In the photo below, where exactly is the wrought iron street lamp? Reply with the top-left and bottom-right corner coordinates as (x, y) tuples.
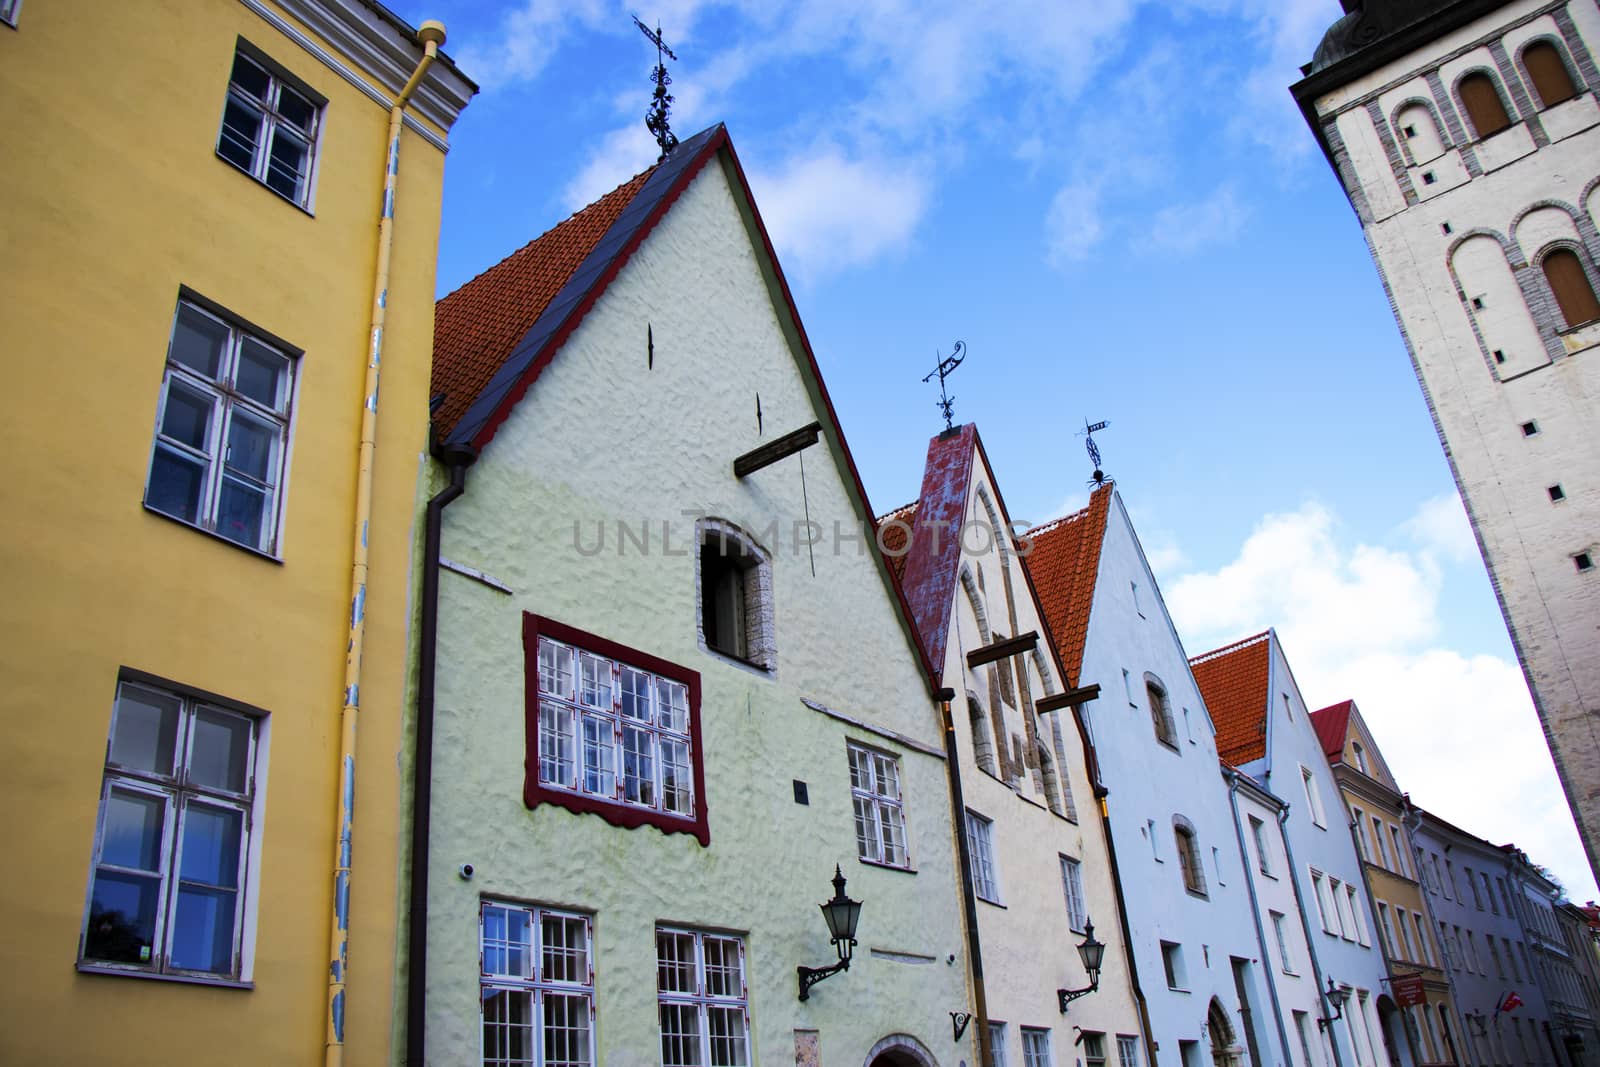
(1317, 977), (1350, 1032)
(1057, 919), (1106, 1012)
(797, 865), (862, 1001)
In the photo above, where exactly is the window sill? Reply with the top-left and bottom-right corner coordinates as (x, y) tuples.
(1184, 888), (1209, 901)
(144, 504), (283, 563)
(1167, 985), (1191, 995)
(700, 644), (775, 677)
(78, 962), (253, 990)
(977, 896), (1006, 909)
(1259, 870), (1278, 881)
(858, 857), (917, 876)
(216, 152), (316, 217)
(1157, 740), (1182, 755)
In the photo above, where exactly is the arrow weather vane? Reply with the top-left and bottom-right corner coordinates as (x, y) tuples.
(633, 15), (679, 160)
(921, 341), (966, 432)
(1079, 418), (1110, 488)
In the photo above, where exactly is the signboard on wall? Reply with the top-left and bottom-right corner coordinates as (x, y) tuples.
(1392, 972), (1426, 1006)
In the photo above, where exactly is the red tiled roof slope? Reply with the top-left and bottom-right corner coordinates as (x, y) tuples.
(1310, 700), (1354, 762)
(431, 170), (653, 438)
(1190, 631), (1272, 766)
(876, 502), (918, 585)
(1022, 485), (1113, 689)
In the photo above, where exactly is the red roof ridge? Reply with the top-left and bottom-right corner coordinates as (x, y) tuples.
(1190, 629), (1272, 666)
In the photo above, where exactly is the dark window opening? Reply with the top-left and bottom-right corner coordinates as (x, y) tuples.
(1521, 421), (1540, 436)
(1422, 171), (1437, 185)
(1404, 124), (1417, 137)
(1459, 72), (1512, 139)
(1494, 350), (1507, 364)
(1542, 249), (1600, 329)
(1472, 296), (1486, 310)
(1576, 553), (1593, 572)
(1549, 485), (1566, 502)
(1523, 41), (1578, 109)
(701, 540), (749, 660)
(1442, 222), (1453, 235)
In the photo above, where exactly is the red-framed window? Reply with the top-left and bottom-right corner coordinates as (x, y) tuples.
(522, 613), (709, 846)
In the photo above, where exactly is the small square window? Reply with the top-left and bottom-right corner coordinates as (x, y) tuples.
(1161, 941), (1187, 989)
(1473, 296), (1486, 310)
(1576, 552), (1594, 572)
(81, 678), (264, 980)
(1548, 485), (1566, 502)
(1403, 124), (1418, 137)
(792, 779), (809, 805)
(217, 48), (324, 208)
(848, 742), (910, 869)
(1521, 421), (1540, 436)
(1493, 349), (1507, 363)
(1422, 171), (1437, 185)
(145, 299), (295, 554)
(1442, 222), (1453, 235)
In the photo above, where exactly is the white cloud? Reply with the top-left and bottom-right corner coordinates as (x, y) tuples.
(1168, 498), (1598, 900)
(1045, 182), (1105, 264)
(1147, 185), (1246, 254)
(561, 125), (660, 213)
(451, 0), (607, 88)
(745, 150), (929, 280)
(1402, 491), (1480, 565)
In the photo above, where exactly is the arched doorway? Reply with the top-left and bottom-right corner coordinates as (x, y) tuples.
(1376, 995), (1414, 1067)
(865, 1033), (938, 1067)
(1208, 998), (1244, 1067)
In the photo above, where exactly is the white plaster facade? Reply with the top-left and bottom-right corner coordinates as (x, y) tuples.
(1064, 492), (1280, 1067)
(1293, 0), (1600, 877)
(924, 436), (1145, 1065)
(417, 155), (972, 1065)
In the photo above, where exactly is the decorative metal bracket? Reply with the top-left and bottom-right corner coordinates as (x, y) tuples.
(1058, 977), (1099, 1014)
(797, 959), (849, 1002)
(951, 1011), (973, 1041)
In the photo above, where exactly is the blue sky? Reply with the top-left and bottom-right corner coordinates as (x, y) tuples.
(400, 0), (1596, 898)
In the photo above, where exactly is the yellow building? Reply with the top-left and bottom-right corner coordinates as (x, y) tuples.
(1314, 700), (1463, 1067)
(0, 2), (472, 1062)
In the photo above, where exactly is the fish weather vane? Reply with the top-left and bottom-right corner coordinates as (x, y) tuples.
(633, 15), (679, 159)
(921, 341), (967, 432)
(1079, 418), (1110, 488)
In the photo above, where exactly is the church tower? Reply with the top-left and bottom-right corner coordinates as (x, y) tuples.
(1292, 1), (1600, 874)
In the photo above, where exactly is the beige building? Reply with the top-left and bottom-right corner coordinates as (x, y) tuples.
(1314, 701), (1463, 1065)
(1291, 0), (1600, 878)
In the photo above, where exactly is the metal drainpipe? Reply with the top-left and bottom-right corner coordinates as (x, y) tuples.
(324, 23), (444, 1067)
(406, 451), (473, 1066)
(938, 688), (993, 1067)
(1226, 770), (1295, 1067)
(1279, 804), (1347, 1067)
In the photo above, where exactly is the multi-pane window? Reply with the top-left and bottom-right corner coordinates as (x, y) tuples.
(966, 810), (1000, 903)
(217, 49), (321, 206)
(81, 679), (260, 979)
(1021, 1027), (1053, 1067)
(1117, 1035), (1141, 1067)
(1060, 855), (1088, 933)
(1081, 1031), (1107, 1067)
(1347, 884), (1369, 946)
(480, 902), (593, 1067)
(145, 300), (295, 554)
(657, 928), (750, 1067)
(848, 743), (909, 868)
(537, 637), (694, 819)
(1313, 871), (1337, 933)
(990, 1023), (1010, 1067)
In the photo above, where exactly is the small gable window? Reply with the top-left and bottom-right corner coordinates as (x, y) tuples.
(1458, 71), (1512, 139)
(698, 520), (774, 671)
(1522, 41), (1578, 108)
(1147, 677), (1179, 749)
(1173, 817), (1207, 897)
(1541, 248), (1600, 329)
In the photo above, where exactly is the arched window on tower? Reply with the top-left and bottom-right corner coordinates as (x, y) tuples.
(1522, 41), (1578, 108)
(1542, 248), (1600, 329)
(1458, 71), (1512, 139)
(1395, 101), (1447, 163)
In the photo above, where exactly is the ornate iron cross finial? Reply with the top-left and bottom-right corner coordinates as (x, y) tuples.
(921, 341), (966, 432)
(633, 15), (679, 160)
(1079, 418), (1110, 488)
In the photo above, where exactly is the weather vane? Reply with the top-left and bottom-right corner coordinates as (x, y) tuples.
(921, 341), (966, 432)
(1079, 418), (1110, 488)
(633, 15), (678, 160)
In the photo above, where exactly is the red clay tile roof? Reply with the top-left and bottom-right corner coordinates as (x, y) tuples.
(876, 501), (918, 585)
(432, 169), (653, 440)
(1022, 485), (1113, 689)
(1190, 631), (1272, 767)
(1310, 700), (1354, 762)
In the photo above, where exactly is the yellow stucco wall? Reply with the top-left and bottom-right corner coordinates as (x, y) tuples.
(0, 1), (451, 1061)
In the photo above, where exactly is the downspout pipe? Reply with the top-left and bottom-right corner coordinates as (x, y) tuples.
(1281, 803), (1347, 1067)
(937, 688), (993, 1067)
(325, 22), (445, 1067)
(1226, 769), (1295, 1067)
(406, 448), (473, 1067)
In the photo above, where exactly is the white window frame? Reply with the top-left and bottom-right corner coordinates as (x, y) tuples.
(1332, 877), (1354, 940)
(848, 742), (910, 869)
(79, 677), (263, 983)
(1022, 1027), (1054, 1067)
(216, 47), (323, 208)
(1061, 855), (1088, 933)
(1249, 815), (1272, 875)
(536, 637), (695, 819)
(1161, 941), (1187, 990)
(990, 1022), (1010, 1067)
(480, 901), (595, 1067)
(1312, 869), (1337, 934)
(1082, 1032), (1107, 1067)
(966, 810), (1001, 904)
(656, 926), (750, 1067)
(144, 298), (297, 555)
(1117, 1035), (1141, 1067)
(0, 0), (20, 27)
(1301, 765), (1327, 828)
(1347, 884), (1370, 946)
(1272, 910), (1296, 973)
